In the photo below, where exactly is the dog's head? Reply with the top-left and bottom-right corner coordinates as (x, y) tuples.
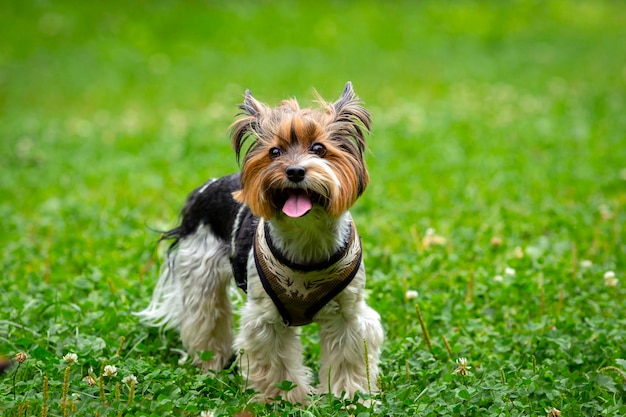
(231, 82), (371, 220)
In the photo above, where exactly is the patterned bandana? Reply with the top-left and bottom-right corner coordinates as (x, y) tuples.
(253, 219), (362, 326)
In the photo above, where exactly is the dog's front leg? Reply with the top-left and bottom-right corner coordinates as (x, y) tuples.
(235, 297), (312, 403)
(316, 280), (383, 399)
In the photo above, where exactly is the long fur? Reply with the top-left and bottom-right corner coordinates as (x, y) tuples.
(231, 82), (370, 219)
(137, 82), (383, 403)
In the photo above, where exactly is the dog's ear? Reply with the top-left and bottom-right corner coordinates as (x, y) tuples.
(231, 90), (267, 164)
(333, 82), (358, 113)
(328, 82), (371, 154)
(241, 89), (265, 118)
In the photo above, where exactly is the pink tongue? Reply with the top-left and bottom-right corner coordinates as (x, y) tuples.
(282, 191), (312, 218)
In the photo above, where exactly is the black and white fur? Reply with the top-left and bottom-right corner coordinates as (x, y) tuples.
(137, 83), (383, 403)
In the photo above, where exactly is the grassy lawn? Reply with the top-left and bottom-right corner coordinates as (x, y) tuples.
(1, 0), (625, 415)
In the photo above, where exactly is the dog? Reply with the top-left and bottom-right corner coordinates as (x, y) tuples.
(137, 82), (383, 403)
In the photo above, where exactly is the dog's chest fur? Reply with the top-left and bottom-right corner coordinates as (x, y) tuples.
(172, 173), (361, 326)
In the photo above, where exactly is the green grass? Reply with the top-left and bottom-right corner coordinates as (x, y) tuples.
(1, 0), (626, 415)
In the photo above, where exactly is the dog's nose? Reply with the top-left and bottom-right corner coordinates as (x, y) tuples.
(286, 165), (306, 183)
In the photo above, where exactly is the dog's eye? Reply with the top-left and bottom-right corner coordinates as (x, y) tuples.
(268, 147), (283, 159)
(309, 143), (327, 157)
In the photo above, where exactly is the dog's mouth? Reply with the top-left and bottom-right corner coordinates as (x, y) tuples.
(274, 189), (325, 218)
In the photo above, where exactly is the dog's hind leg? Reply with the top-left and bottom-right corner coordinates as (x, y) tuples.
(138, 224), (234, 372)
(176, 225), (234, 371)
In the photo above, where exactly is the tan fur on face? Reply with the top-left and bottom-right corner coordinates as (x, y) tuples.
(231, 82), (370, 220)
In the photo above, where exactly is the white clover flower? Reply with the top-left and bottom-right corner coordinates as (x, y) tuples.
(103, 365), (118, 377)
(199, 411), (215, 417)
(504, 267), (516, 277)
(405, 290), (419, 300)
(599, 204), (613, 220)
(83, 375), (96, 386)
(580, 260), (593, 268)
(123, 374), (138, 385)
(604, 270), (618, 287)
(63, 353), (78, 364)
(546, 407), (561, 417)
(453, 357), (471, 376)
(456, 357), (469, 366)
(513, 246), (524, 259)
(423, 228), (447, 247)
(493, 275), (503, 282)
(15, 352), (28, 364)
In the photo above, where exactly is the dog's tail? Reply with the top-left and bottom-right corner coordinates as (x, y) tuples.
(135, 221), (232, 330)
(134, 249), (183, 329)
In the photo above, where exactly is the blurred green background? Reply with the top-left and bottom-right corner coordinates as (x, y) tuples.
(1, 1), (626, 414)
(2, 0), (624, 263)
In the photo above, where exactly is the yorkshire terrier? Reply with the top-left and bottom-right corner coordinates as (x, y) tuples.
(137, 82), (383, 403)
